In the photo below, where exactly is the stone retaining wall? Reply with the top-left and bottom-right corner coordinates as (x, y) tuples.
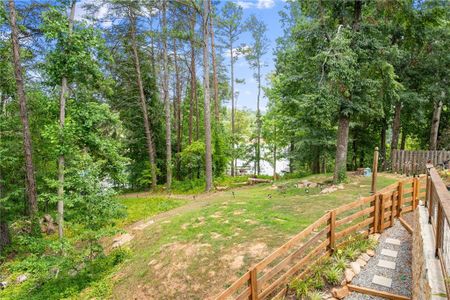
(412, 209), (431, 299)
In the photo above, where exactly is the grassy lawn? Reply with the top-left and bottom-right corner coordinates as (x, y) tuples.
(117, 196), (187, 227)
(110, 173), (398, 299)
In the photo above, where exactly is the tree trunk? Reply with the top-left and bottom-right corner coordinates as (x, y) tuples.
(380, 119), (387, 171)
(9, 0), (38, 216)
(162, 0), (172, 189)
(230, 42), (235, 176)
(129, 9), (157, 189)
(273, 125), (277, 180)
(202, 0), (213, 191)
(289, 140), (294, 173)
(333, 115), (350, 183)
(189, 12), (196, 145)
(256, 61), (261, 175)
(400, 129), (406, 150)
(173, 38), (182, 179)
(57, 0), (76, 240)
(430, 100), (443, 150)
(209, 0), (219, 123)
(391, 101), (401, 153)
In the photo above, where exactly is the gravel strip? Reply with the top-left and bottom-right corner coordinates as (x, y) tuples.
(346, 220), (412, 299)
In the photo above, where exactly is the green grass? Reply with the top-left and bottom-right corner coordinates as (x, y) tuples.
(111, 173), (397, 299)
(1, 173), (397, 300)
(117, 196), (187, 227)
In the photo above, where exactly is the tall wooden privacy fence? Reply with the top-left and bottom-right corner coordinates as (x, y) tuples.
(216, 176), (427, 300)
(426, 164), (450, 293)
(391, 150), (450, 175)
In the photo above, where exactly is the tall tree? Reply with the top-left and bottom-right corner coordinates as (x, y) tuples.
(188, 7), (197, 145)
(8, 0), (38, 216)
(245, 14), (269, 176)
(203, 0), (213, 191)
(56, 0), (76, 240)
(128, 6), (157, 189)
(217, 1), (244, 176)
(162, 0), (172, 188)
(209, 0), (219, 122)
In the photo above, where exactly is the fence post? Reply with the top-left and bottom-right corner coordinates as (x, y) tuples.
(380, 194), (386, 233)
(415, 177), (420, 209)
(374, 195), (380, 233)
(397, 181), (404, 218)
(390, 193), (395, 227)
(371, 147), (379, 194)
(250, 267), (258, 300)
(329, 210), (336, 252)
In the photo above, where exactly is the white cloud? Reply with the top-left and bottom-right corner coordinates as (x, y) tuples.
(257, 0), (275, 9)
(235, 0), (275, 9)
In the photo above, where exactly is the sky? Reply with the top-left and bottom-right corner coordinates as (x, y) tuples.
(75, 0), (287, 112)
(221, 0), (286, 112)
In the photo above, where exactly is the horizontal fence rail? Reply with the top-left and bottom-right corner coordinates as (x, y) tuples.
(391, 150), (450, 175)
(425, 164), (450, 295)
(216, 176), (427, 300)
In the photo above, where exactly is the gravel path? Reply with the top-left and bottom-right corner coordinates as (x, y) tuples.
(346, 220), (412, 299)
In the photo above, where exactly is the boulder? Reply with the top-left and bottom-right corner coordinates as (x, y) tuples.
(360, 253), (371, 262)
(16, 274), (27, 284)
(309, 182), (318, 188)
(366, 249), (375, 257)
(356, 258), (367, 267)
(46, 222), (56, 234)
(336, 184), (344, 190)
(344, 268), (355, 282)
(331, 286), (349, 299)
(350, 262), (360, 274)
(43, 214), (53, 223)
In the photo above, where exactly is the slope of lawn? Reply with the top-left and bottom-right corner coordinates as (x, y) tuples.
(110, 173), (398, 300)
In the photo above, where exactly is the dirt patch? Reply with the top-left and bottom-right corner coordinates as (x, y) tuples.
(221, 242), (269, 270)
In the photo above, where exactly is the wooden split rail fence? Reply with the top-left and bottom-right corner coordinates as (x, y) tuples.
(425, 164), (450, 294)
(391, 150), (450, 175)
(216, 176), (427, 300)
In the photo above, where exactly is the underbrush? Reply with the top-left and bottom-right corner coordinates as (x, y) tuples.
(0, 218), (131, 300)
(289, 234), (377, 299)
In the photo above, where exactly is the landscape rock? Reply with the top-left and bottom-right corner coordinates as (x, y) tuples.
(0, 281), (7, 289)
(46, 222), (56, 234)
(370, 233), (380, 242)
(309, 182), (318, 188)
(68, 269), (78, 277)
(344, 268), (355, 282)
(215, 186), (228, 191)
(16, 274), (27, 284)
(331, 286), (349, 299)
(336, 184), (344, 190)
(350, 261), (360, 274)
(321, 292), (332, 299)
(356, 258), (367, 267)
(360, 253), (371, 262)
(366, 249), (375, 257)
(43, 214), (53, 223)
(321, 186), (338, 194)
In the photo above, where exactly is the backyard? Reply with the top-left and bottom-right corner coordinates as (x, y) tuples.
(108, 173), (398, 299)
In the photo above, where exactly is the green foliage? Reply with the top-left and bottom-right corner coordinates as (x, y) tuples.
(324, 266), (342, 285)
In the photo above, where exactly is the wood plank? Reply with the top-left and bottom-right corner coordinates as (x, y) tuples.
(335, 217), (374, 240)
(335, 195), (375, 215)
(336, 206), (374, 227)
(259, 240), (329, 299)
(347, 284), (411, 300)
(216, 271), (251, 299)
(259, 228), (328, 286)
(329, 210), (336, 251)
(398, 217), (413, 234)
(254, 212), (330, 272)
(236, 287), (251, 300)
